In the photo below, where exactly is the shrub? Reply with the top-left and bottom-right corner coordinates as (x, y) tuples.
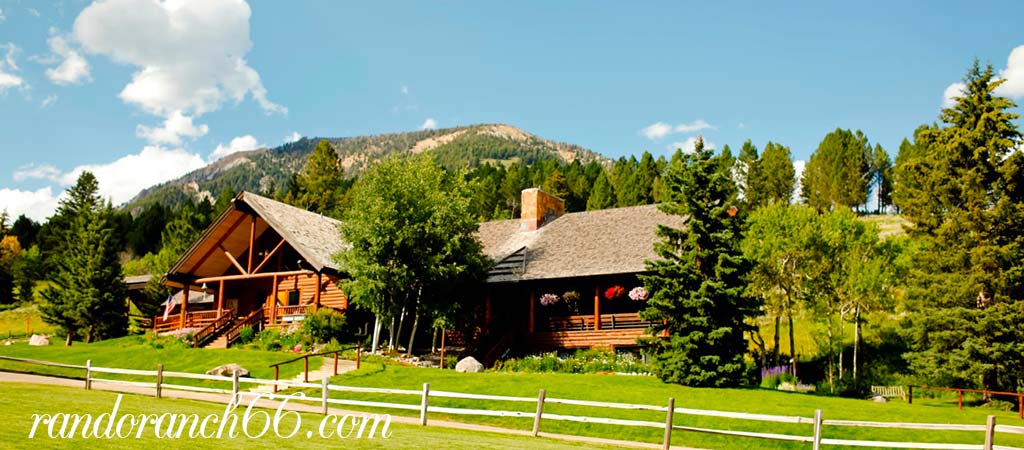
(760, 371), (799, 389)
(495, 349), (649, 374)
(237, 325), (255, 345)
(301, 309), (347, 346)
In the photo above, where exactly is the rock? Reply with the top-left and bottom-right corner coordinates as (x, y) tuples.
(28, 335), (50, 346)
(872, 395), (888, 403)
(455, 356), (484, 373)
(206, 363), (249, 377)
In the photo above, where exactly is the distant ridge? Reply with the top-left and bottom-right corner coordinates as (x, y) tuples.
(124, 124), (610, 212)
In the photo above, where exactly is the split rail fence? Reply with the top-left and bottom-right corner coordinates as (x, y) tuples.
(1, 355), (1022, 450)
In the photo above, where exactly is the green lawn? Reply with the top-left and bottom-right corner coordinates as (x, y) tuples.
(0, 383), (609, 449)
(0, 304), (54, 339)
(314, 363), (1024, 450)
(0, 336), (311, 383)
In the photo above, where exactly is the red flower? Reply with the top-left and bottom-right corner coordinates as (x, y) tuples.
(604, 285), (625, 300)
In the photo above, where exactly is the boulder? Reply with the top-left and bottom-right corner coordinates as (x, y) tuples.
(206, 363), (250, 377)
(872, 395), (888, 403)
(455, 356), (484, 373)
(28, 334), (50, 346)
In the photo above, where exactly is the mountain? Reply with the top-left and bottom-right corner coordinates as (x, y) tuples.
(124, 124), (610, 212)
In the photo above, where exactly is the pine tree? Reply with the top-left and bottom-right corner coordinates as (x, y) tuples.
(870, 144), (893, 213)
(40, 173), (128, 345)
(289, 140), (345, 216)
(542, 169), (570, 200)
(619, 151), (658, 206)
(640, 137), (759, 387)
(586, 171), (617, 211)
(801, 129), (872, 210)
(756, 142), (796, 206)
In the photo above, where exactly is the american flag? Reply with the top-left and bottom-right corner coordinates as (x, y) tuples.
(162, 294), (175, 321)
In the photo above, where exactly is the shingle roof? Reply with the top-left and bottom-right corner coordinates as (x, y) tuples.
(477, 204), (679, 282)
(240, 192), (347, 272)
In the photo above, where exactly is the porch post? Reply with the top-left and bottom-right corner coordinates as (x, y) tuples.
(314, 273), (322, 311)
(271, 274), (279, 325)
(594, 286), (601, 331)
(485, 294), (492, 333)
(179, 284), (190, 329)
(217, 280), (224, 318)
(528, 291), (535, 334)
(247, 215), (256, 273)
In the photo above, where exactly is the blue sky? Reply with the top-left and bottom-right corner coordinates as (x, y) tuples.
(0, 1), (1022, 221)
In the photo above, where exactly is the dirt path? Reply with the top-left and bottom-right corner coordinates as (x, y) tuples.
(0, 371), (699, 450)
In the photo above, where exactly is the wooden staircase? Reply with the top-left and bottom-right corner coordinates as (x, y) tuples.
(204, 332), (231, 349)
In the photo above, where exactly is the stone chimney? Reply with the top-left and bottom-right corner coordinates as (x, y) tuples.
(521, 188), (565, 231)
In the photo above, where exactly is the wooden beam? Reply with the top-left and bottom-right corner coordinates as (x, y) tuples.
(485, 294), (492, 331)
(529, 291), (535, 334)
(251, 238), (286, 275)
(194, 269), (314, 285)
(314, 273), (322, 311)
(271, 274), (279, 326)
(220, 246), (247, 275)
(190, 214), (247, 275)
(179, 284), (190, 329)
(216, 280), (224, 318)
(247, 215), (256, 274)
(594, 287), (601, 331)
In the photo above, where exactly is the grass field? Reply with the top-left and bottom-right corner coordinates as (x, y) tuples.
(0, 383), (610, 449)
(315, 363), (1024, 449)
(0, 336), (309, 382)
(0, 304), (54, 339)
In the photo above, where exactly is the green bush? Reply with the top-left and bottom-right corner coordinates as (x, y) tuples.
(760, 372), (799, 389)
(300, 309), (347, 346)
(248, 328), (303, 352)
(237, 325), (255, 345)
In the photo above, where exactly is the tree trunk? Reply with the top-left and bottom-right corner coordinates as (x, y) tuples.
(772, 315), (781, 366)
(826, 315), (835, 392)
(371, 316), (382, 352)
(65, 330), (73, 346)
(406, 311), (420, 357)
(787, 311), (795, 376)
(388, 316), (396, 353)
(86, 325), (94, 344)
(853, 305), (861, 382)
(431, 327), (438, 353)
(395, 306), (407, 352)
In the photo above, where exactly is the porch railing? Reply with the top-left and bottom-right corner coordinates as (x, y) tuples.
(545, 312), (651, 332)
(192, 309), (235, 348)
(152, 310), (222, 333)
(267, 305), (312, 324)
(223, 308), (264, 348)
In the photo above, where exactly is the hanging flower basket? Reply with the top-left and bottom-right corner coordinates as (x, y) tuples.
(604, 285), (625, 300)
(562, 291), (580, 303)
(629, 286), (649, 302)
(539, 293), (560, 306)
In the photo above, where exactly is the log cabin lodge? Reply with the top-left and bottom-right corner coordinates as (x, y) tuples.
(153, 188), (677, 357)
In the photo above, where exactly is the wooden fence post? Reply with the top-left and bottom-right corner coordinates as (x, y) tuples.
(532, 389), (546, 437)
(958, 390), (963, 410)
(420, 383), (430, 426)
(304, 356), (309, 383)
(984, 415), (996, 450)
(1019, 395), (1023, 420)
(156, 363), (163, 399)
(85, 359), (92, 390)
(321, 376), (329, 415)
(333, 352), (338, 376)
(273, 366), (279, 394)
(663, 397), (674, 450)
(232, 369), (240, 405)
(356, 344), (361, 370)
(812, 409), (822, 450)
(908, 385), (913, 404)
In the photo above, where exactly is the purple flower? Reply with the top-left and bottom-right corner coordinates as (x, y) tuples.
(539, 293), (560, 306)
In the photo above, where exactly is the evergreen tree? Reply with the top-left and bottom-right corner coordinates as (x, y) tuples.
(10, 215), (39, 249)
(755, 142), (796, 206)
(640, 137), (759, 387)
(801, 128), (872, 210)
(40, 173), (128, 345)
(870, 144), (893, 213)
(0, 235), (18, 305)
(541, 169), (570, 200)
(619, 151), (658, 206)
(286, 140), (346, 216)
(586, 171), (617, 211)
(736, 141), (759, 207)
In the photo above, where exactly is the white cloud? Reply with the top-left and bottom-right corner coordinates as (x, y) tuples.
(135, 110), (209, 145)
(283, 131), (302, 143)
(13, 163), (61, 182)
(73, 0), (285, 118)
(60, 146), (206, 205)
(0, 187), (61, 222)
(0, 43), (25, 93)
(641, 119), (714, 140)
(43, 31), (91, 85)
(668, 136), (715, 154)
(209, 134), (262, 161)
(641, 122), (673, 140)
(28, 8), (41, 18)
(40, 94), (58, 108)
(0, 8), (5, 23)
(401, 85), (409, 95)
(942, 82), (965, 108)
(420, 118), (438, 130)
(995, 45), (1024, 98)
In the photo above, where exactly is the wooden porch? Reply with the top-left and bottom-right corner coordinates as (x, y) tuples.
(528, 312), (653, 349)
(153, 304), (322, 334)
